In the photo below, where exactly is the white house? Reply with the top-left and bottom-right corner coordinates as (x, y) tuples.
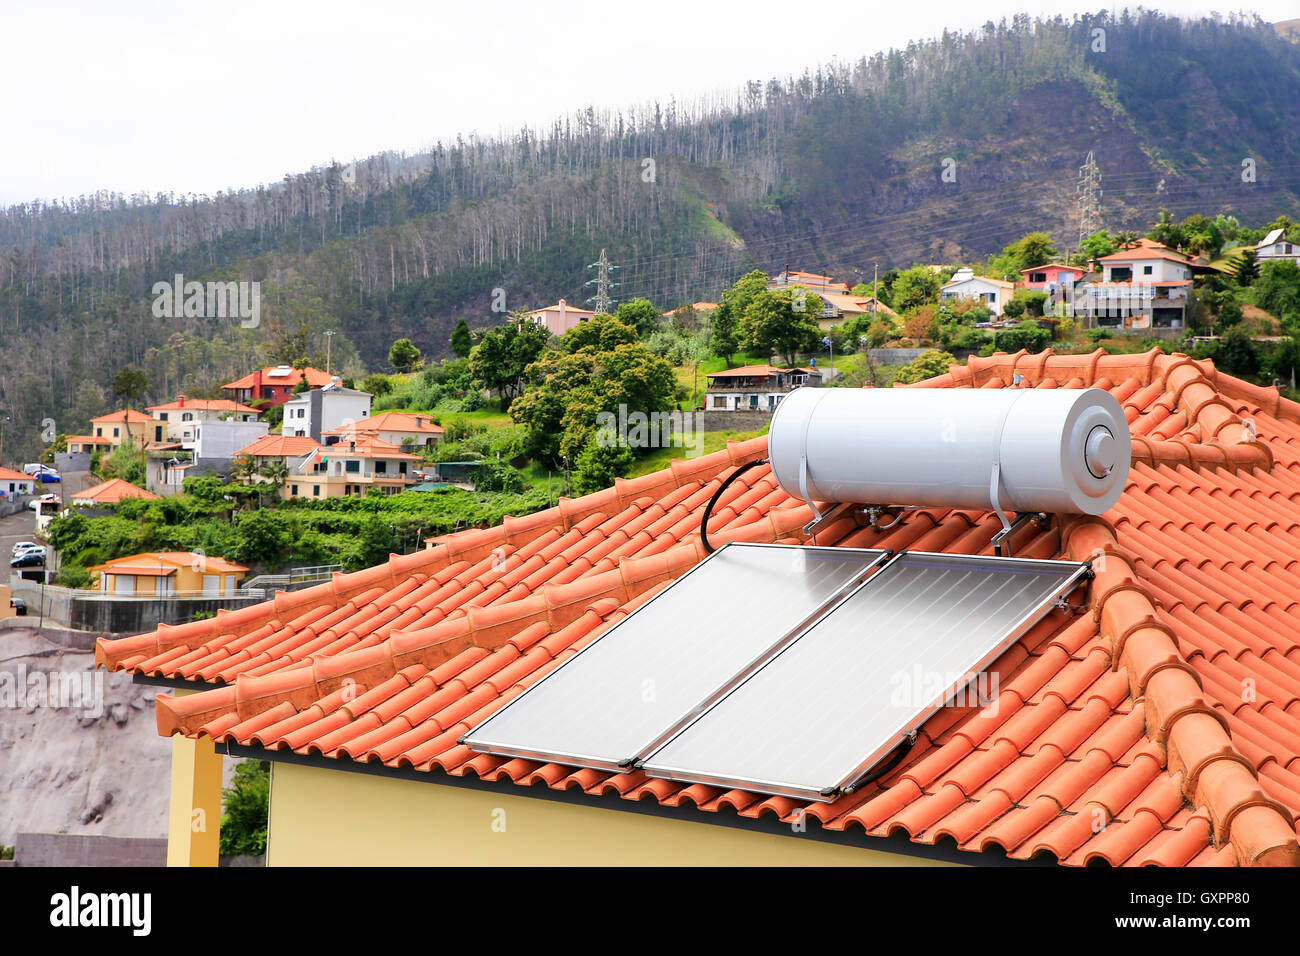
(1256, 228), (1300, 263)
(939, 269), (1015, 316)
(193, 419), (270, 460)
(282, 380), (373, 442)
(1072, 239), (1195, 331)
(321, 411), (444, 449)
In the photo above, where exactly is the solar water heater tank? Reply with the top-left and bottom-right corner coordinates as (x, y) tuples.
(768, 386), (1129, 516)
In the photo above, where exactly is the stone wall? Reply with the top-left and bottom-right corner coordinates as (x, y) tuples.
(700, 410), (775, 433)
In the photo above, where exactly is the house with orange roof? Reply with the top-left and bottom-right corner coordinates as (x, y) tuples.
(94, 347), (1300, 867)
(321, 411), (444, 449)
(70, 478), (160, 507)
(65, 435), (114, 455)
(286, 436), (421, 499)
(234, 433), (419, 499)
(222, 365), (333, 408)
(0, 466), (35, 498)
(146, 394), (260, 446)
(89, 551), (248, 597)
(769, 269), (852, 294)
(96, 347), (1300, 868)
(704, 364), (821, 412)
(1072, 240), (1196, 332)
(526, 299), (598, 337)
(89, 409), (154, 449)
(663, 302), (718, 319)
(96, 348), (1300, 868)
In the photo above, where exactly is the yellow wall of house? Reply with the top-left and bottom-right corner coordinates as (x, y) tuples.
(266, 761), (958, 866)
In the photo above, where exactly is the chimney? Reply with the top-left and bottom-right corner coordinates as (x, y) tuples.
(177, 394), (186, 407)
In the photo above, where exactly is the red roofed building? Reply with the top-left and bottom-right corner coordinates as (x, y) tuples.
(71, 478), (160, 506)
(98, 348), (1300, 867)
(705, 365), (821, 412)
(222, 365), (333, 408)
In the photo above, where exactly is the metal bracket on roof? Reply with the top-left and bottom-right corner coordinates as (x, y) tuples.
(801, 500), (851, 539)
(991, 512), (1048, 559)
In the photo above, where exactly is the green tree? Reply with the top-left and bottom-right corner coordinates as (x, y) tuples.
(710, 270), (769, 364)
(1079, 230), (1117, 263)
(571, 437), (636, 495)
(468, 315), (551, 405)
(614, 298), (660, 337)
(995, 320), (1051, 354)
(219, 760), (269, 857)
(111, 367), (148, 405)
(510, 342), (676, 467)
(1148, 209), (1184, 250)
(1218, 327), (1259, 375)
(360, 374), (392, 397)
(737, 289), (821, 365)
(1256, 260), (1300, 330)
(450, 318), (473, 358)
(561, 313), (639, 353)
(990, 232), (1060, 278)
(890, 266), (943, 312)
(389, 337), (422, 373)
(232, 509), (291, 566)
(1231, 248), (1260, 286)
(894, 350), (957, 385)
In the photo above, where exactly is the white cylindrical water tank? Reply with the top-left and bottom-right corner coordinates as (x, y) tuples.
(768, 386), (1129, 515)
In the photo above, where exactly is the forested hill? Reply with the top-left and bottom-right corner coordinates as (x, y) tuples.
(1, 10), (1299, 460)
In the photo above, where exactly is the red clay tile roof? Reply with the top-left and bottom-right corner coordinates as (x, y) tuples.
(223, 366), (332, 391)
(146, 397), (260, 415)
(90, 408), (153, 423)
(237, 435), (324, 458)
(707, 365), (818, 379)
(323, 412), (445, 437)
(98, 347), (1300, 866)
(73, 478), (160, 504)
(0, 466), (33, 482)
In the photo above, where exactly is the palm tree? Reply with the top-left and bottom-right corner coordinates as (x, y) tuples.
(261, 458), (289, 498)
(231, 453), (258, 485)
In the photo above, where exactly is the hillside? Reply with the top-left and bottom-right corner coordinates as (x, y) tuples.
(0, 10), (1298, 461)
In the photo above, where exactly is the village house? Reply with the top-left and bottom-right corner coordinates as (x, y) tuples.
(321, 411), (444, 450)
(96, 349), (1300, 868)
(526, 299), (598, 337)
(704, 364), (821, 412)
(146, 395), (260, 446)
(282, 379), (373, 442)
(285, 436), (421, 498)
(940, 268), (1015, 316)
(222, 365), (334, 408)
(1018, 262), (1087, 293)
(89, 551), (248, 597)
(87, 409), (153, 449)
(1071, 239), (1195, 332)
(70, 478), (160, 507)
(0, 466), (35, 499)
(1255, 228), (1300, 264)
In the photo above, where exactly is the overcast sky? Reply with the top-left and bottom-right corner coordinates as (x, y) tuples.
(1, 0), (1294, 206)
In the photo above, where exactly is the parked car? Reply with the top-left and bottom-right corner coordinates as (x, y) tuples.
(11, 541), (39, 555)
(13, 545), (46, 559)
(10, 552), (45, 568)
(9, 598), (26, 616)
(26, 493), (58, 511)
(35, 470), (60, 483)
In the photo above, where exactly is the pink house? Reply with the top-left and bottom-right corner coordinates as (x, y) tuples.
(526, 298), (598, 337)
(1018, 263), (1086, 291)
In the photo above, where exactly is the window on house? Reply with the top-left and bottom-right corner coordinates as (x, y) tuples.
(291, 484), (298, 496)
(1030, 272), (1046, 283)
(113, 428), (119, 437)
(399, 462), (407, 474)
(155, 426), (163, 441)
(1143, 265), (1153, 275)
(313, 485), (320, 496)
(96, 427), (102, 437)
(182, 412), (193, 421)
(159, 412), (168, 421)
(374, 460), (387, 474)
(1111, 267), (1132, 282)
(345, 460), (360, 473)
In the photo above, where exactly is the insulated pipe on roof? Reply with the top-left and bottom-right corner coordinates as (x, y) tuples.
(768, 386), (1129, 516)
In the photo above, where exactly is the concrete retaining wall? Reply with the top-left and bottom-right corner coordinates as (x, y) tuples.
(10, 580), (266, 634)
(12, 832), (166, 867)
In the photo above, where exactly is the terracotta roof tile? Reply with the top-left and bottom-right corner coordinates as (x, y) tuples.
(102, 349), (1300, 865)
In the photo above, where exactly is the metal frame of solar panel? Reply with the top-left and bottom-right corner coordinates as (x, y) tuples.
(639, 552), (1089, 802)
(460, 542), (890, 772)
